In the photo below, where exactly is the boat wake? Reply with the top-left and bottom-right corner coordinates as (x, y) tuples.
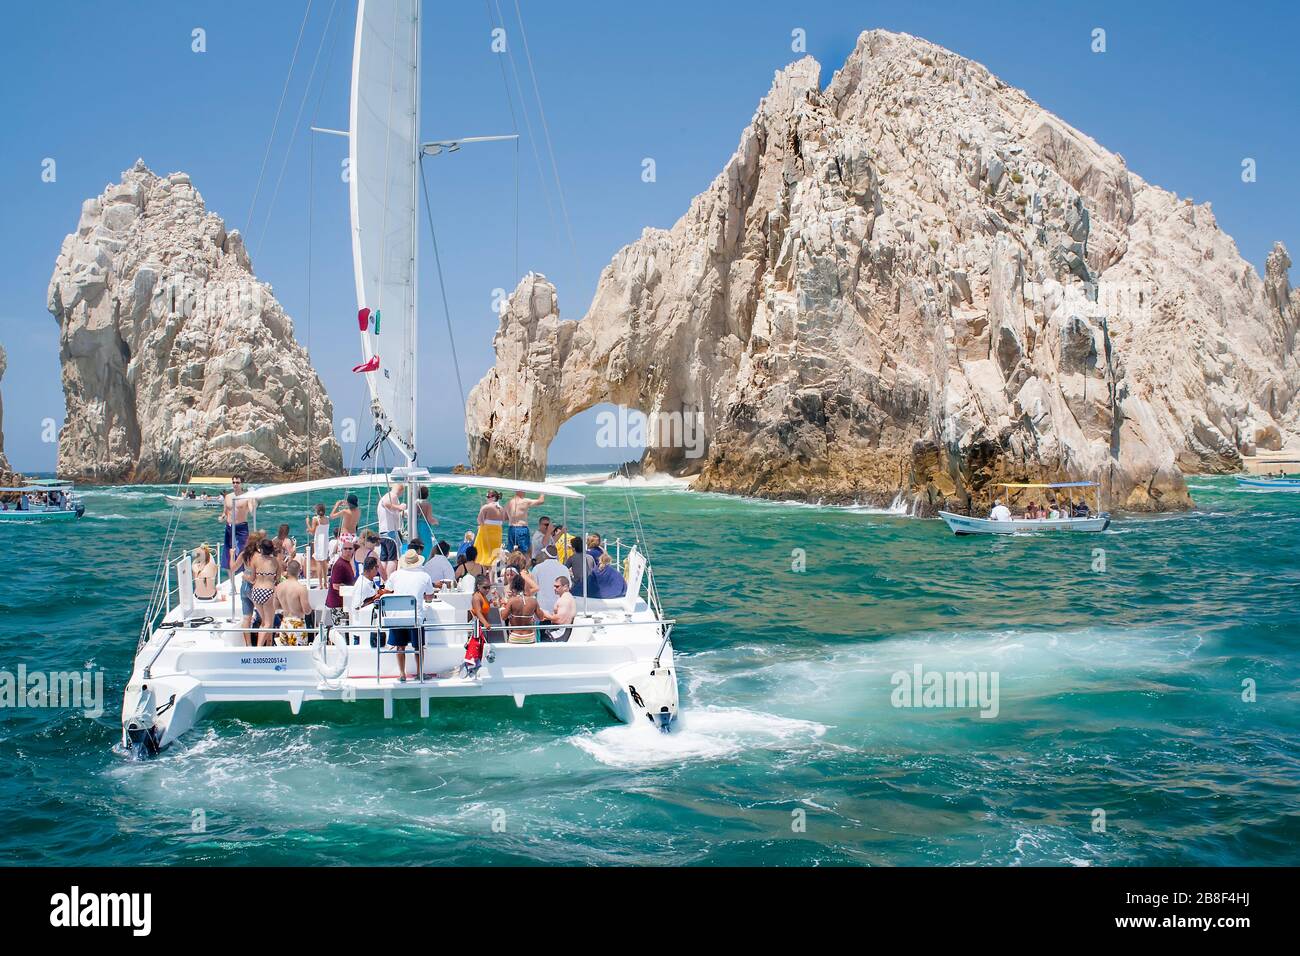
(569, 706), (826, 769)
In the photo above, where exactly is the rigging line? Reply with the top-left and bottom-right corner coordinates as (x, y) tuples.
(512, 0), (582, 271)
(418, 158), (468, 416)
(307, 119), (315, 482)
(245, 0), (315, 236)
(482, 0), (521, 279)
(492, 0), (560, 245)
(254, 0), (341, 258)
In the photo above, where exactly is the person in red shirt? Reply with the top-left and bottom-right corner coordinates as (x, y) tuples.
(325, 540), (357, 625)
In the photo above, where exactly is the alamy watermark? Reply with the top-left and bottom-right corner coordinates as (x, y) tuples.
(890, 663), (1000, 718)
(1, 665), (105, 718)
(594, 407), (705, 459)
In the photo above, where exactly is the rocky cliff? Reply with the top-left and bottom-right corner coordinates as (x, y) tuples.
(0, 344), (16, 484)
(466, 30), (1299, 512)
(48, 161), (342, 483)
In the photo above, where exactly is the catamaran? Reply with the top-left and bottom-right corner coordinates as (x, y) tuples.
(0, 479), (84, 521)
(162, 476), (231, 509)
(938, 481), (1111, 535)
(120, 0), (679, 756)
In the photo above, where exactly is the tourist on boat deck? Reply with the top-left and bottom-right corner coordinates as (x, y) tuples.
(587, 552), (627, 599)
(276, 559), (313, 639)
(230, 531), (265, 645)
(989, 499), (1012, 522)
(456, 531), (475, 561)
(324, 539), (357, 625)
(1073, 499), (1091, 517)
(330, 494), (361, 543)
(531, 516), (555, 561)
(1047, 503), (1062, 520)
(219, 475), (256, 570)
(377, 483), (406, 571)
(531, 547), (567, 614)
(415, 486), (439, 547)
(586, 533), (605, 562)
(474, 490), (506, 562)
(1024, 502), (1040, 520)
(192, 544), (218, 601)
(506, 550), (539, 597)
(384, 550), (435, 681)
(564, 535), (593, 597)
(248, 539), (281, 647)
(272, 523), (296, 568)
(455, 545), (485, 591)
(470, 575), (495, 637)
(353, 530), (384, 583)
(537, 575), (575, 642)
(348, 555), (385, 613)
(504, 488), (545, 555)
(307, 503), (329, 586)
(424, 539), (455, 588)
(504, 573), (541, 644)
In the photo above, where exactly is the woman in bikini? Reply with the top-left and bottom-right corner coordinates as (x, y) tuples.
(192, 544), (218, 601)
(455, 545), (486, 592)
(503, 574), (539, 644)
(272, 523), (297, 570)
(249, 538), (281, 647)
(470, 576), (497, 641)
(230, 532), (267, 646)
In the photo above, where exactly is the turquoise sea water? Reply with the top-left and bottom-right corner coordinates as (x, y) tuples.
(0, 470), (1297, 866)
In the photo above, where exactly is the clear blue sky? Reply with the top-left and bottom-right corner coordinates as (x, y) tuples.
(1, 0), (1296, 473)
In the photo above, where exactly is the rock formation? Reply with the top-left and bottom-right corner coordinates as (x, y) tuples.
(48, 161), (343, 483)
(466, 30), (1299, 512)
(0, 344), (18, 484)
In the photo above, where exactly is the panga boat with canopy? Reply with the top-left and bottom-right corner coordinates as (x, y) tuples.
(120, 0), (679, 755)
(0, 479), (84, 521)
(1235, 475), (1300, 491)
(939, 481), (1111, 535)
(163, 476), (231, 509)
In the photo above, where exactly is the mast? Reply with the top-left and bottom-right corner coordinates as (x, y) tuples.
(406, 0), (421, 539)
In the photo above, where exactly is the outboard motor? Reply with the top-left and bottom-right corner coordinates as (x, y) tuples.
(123, 684), (160, 758)
(122, 684), (173, 759)
(628, 666), (679, 734)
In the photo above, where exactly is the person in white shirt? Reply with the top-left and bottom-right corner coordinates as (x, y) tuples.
(348, 556), (384, 614)
(383, 550), (435, 680)
(989, 499), (1012, 522)
(530, 516), (554, 561)
(423, 540), (456, 588)
(531, 550), (567, 614)
(377, 485), (406, 576)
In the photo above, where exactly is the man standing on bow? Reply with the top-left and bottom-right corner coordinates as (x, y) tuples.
(219, 475), (257, 570)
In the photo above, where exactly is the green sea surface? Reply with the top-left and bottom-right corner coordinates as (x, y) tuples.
(0, 470), (1296, 865)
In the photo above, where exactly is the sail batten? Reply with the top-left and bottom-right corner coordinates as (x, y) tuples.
(349, 0), (420, 462)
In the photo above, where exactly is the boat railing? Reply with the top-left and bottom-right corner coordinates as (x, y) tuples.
(140, 615), (676, 681)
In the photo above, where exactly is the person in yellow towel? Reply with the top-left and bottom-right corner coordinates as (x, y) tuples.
(473, 490), (506, 563)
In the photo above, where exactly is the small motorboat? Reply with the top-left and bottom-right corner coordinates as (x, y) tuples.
(0, 479), (85, 521)
(939, 481), (1110, 535)
(164, 476), (230, 508)
(1235, 475), (1300, 492)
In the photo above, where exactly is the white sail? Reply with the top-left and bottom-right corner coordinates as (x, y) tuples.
(349, 0), (421, 462)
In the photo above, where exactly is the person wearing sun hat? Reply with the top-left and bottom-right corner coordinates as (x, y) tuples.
(383, 549), (436, 681)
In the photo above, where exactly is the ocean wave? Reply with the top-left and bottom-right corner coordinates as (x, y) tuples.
(569, 706), (827, 769)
